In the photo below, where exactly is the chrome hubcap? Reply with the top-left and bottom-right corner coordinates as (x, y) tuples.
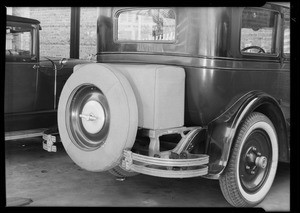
(79, 100), (106, 134)
(66, 84), (110, 151)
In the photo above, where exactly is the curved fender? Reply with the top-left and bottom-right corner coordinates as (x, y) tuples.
(204, 90), (288, 179)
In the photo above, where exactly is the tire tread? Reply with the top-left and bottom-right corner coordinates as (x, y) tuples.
(108, 165), (139, 178)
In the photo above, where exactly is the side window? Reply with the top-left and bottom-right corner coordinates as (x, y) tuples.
(6, 22), (36, 62)
(283, 12), (290, 56)
(240, 8), (279, 55)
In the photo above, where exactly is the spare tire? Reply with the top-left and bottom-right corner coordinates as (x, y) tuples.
(57, 63), (138, 172)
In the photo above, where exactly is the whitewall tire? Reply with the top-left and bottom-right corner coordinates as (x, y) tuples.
(219, 112), (278, 207)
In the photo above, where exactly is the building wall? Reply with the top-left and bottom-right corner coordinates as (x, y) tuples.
(8, 7), (97, 59)
(80, 7), (98, 59)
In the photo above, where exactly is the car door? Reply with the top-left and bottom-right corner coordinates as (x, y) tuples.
(5, 21), (39, 114)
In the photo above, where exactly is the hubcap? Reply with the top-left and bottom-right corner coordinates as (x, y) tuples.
(80, 100), (106, 134)
(66, 84), (110, 151)
(239, 129), (272, 193)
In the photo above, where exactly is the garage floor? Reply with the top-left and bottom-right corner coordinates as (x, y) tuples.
(5, 137), (290, 210)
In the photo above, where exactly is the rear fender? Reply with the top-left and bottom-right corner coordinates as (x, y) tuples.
(205, 90), (289, 179)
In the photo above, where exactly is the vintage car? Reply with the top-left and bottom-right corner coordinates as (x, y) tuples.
(5, 15), (88, 138)
(56, 3), (290, 207)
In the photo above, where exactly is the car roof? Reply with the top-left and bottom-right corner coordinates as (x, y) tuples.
(268, 2), (290, 8)
(6, 15), (40, 25)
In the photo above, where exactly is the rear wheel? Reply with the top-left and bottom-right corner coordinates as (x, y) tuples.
(219, 112), (278, 207)
(58, 64), (138, 172)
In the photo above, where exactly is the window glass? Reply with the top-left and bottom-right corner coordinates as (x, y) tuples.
(240, 8), (278, 55)
(117, 8), (176, 42)
(6, 22), (35, 61)
(283, 12), (290, 55)
(79, 7), (98, 59)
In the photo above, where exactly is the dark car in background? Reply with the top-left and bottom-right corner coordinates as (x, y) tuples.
(5, 15), (89, 138)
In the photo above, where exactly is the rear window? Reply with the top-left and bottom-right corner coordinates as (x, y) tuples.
(6, 22), (36, 62)
(116, 8), (176, 42)
(240, 8), (279, 55)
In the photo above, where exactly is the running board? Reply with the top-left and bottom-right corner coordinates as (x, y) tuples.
(5, 128), (47, 141)
(121, 150), (209, 178)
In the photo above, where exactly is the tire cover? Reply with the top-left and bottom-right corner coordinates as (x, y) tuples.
(58, 63), (138, 172)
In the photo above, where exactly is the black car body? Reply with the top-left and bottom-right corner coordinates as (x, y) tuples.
(96, 4), (290, 173)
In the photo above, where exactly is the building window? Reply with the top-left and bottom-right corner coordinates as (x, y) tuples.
(240, 8), (278, 55)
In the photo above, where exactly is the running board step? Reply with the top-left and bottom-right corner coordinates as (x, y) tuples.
(121, 150), (209, 178)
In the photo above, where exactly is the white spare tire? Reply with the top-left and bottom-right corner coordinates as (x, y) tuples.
(57, 63), (138, 172)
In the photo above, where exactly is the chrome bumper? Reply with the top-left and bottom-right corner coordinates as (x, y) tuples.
(121, 150), (209, 178)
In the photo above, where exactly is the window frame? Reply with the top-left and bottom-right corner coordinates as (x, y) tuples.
(113, 7), (177, 44)
(239, 7), (280, 59)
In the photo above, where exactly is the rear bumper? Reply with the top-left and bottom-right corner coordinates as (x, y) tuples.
(121, 150), (209, 178)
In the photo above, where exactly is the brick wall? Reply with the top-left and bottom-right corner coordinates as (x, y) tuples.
(79, 7), (98, 59)
(10, 7), (98, 59)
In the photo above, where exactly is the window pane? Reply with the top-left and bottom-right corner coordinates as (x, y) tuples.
(283, 12), (290, 55)
(6, 22), (35, 61)
(117, 9), (176, 42)
(240, 8), (278, 54)
(79, 7), (98, 59)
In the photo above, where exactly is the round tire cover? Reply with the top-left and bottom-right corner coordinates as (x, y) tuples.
(57, 63), (138, 172)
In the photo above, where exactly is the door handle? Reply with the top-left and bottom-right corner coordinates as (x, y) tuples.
(33, 64), (40, 69)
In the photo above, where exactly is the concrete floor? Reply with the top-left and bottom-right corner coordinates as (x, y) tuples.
(5, 137), (290, 210)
